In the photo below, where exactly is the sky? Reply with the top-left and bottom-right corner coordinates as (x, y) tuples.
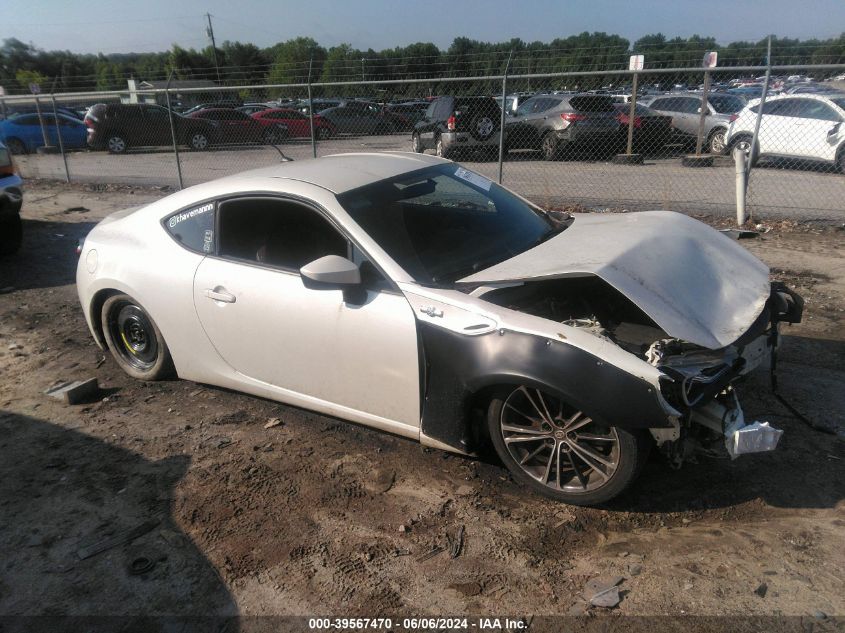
(4, 0), (844, 55)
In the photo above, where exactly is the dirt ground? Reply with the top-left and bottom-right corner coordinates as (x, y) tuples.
(0, 180), (843, 626)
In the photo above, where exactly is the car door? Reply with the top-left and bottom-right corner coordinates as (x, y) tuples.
(758, 99), (805, 156)
(9, 114), (42, 150)
(142, 105), (172, 146)
(56, 114), (87, 148)
(192, 195), (421, 430)
(670, 97), (702, 136)
(789, 99), (843, 161)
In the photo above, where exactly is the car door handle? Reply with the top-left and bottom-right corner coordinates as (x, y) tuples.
(205, 288), (236, 303)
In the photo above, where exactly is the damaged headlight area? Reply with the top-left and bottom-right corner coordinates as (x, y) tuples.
(652, 281), (803, 465)
(482, 276), (803, 466)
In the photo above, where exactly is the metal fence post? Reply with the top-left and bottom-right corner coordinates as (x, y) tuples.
(694, 70), (712, 155)
(34, 95), (51, 149)
(746, 36), (773, 187)
(308, 57), (317, 159)
(626, 71), (639, 155)
(164, 71), (184, 190)
(50, 94), (70, 182)
(497, 51), (513, 184)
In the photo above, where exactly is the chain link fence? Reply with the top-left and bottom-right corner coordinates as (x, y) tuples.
(2, 63), (844, 221)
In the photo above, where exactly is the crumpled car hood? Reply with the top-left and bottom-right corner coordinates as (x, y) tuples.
(460, 211), (771, 350)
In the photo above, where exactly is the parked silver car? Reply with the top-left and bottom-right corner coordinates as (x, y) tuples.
(640, 93), (746, 154)
(504, 94), (621, 160)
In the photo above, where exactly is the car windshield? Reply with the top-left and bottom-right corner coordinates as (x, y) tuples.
(337, 164), (561, 286)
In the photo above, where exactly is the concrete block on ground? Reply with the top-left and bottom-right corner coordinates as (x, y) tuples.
(44, 378), (100, 405)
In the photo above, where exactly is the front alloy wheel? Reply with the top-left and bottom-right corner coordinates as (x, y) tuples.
(709, 128), (727, 154)
(189, 132), (209, 150)
(487, 386), (648, 505)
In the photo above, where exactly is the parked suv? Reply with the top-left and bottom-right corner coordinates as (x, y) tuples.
(640, 93), (746, 154)
(0, 141), (23, 255)
(84, 104), (217, 154)
(725, 93), (845, 172)
(504, 94), (620, 160)
(412, 96), (501, 159)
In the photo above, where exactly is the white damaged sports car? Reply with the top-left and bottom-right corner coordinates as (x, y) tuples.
(77, 153), (803, 504)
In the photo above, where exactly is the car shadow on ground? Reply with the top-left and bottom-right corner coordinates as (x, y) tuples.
(0, 410), (239, 630)
(0, 218), (97, 291)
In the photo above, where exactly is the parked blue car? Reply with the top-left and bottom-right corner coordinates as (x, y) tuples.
(0, 113), (87, 154)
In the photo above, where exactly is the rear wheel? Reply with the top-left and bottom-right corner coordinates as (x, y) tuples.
(106, 134), (127, 154)
(188, 132), (209, 151)
(0, 213), (22, 255)
(411, 132), (424, 153)
(486, 385), (649, 505)
(4, 138), (26, 155)
(101, 293), (173, 381)
(316, 126), (332, 140)
(435, 136), (452, 160)
(541, 133), (559, 161)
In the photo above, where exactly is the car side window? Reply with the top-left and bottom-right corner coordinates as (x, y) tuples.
(677, 98), (701, 114)
(145, 107), (168, 119)
(164, 201), (216, 254)
(765, 99), (801, 117)
(15, 115), (39, 125)
(795, 100), (841, 122)
(218, 197), (348, 272)
(650, 98), (675, 112)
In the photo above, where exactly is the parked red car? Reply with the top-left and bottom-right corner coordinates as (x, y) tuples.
(186, 108), (274, 145)
(251, 109), (336, 140)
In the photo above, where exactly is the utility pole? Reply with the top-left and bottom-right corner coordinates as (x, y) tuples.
(205, 13), (221, 83)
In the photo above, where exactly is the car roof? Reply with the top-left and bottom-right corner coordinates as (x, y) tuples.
(222, 152), (447, 194)
(745, 92), (845, 107)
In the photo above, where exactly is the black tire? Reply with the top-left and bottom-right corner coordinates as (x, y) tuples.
(411, 132), (424, 153)
(435, 136), (452, 160)
(0, 213), (22, 256)
(541, 133), (559, 161)
(106, 134), (128, 154)
(101, 293), (174, 381)
(188, 131), (210, 151)
(4, 138), (26, 155)
(316, 126), (332, 140)
(486, 386), (650, 505)
(468, 113), (497, 142)
(836, 148), (845, 175)
(263, 127), (283, 144)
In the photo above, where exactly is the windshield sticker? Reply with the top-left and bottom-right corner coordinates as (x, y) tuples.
(454, 167), (492, 191)
(168, 202), (213, 228)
